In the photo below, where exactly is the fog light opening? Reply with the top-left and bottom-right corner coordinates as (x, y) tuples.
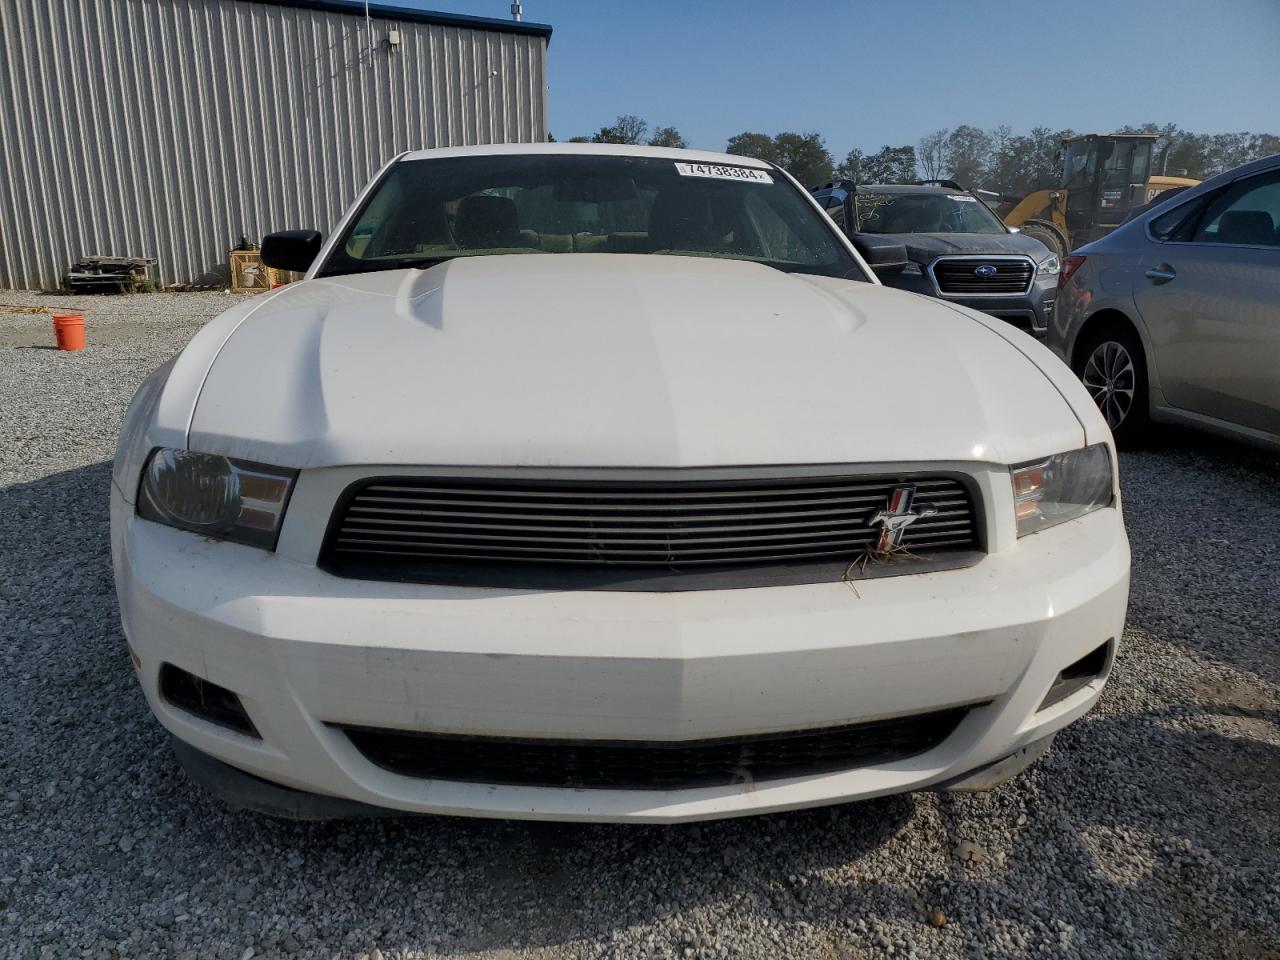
(1039, 639), (1114, 711)
(159, 664), (260, 738)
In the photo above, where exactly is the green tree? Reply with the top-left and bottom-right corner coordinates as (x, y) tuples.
(725, 131), (780, 164)
(725, 131), (833, 187)
(592, 114), (648, 144)
(1249, 133), (1280, 162)
(1113, 123), (1278, 179)
(773, 132), (835, 187)
(648, 125), (688, 148)
(987, 125), (1021, 197)
(944, 125), (992, 188)
(835, 148), (865, 184)
(859, 145), (918, 184)
(917, 129), (949, 180)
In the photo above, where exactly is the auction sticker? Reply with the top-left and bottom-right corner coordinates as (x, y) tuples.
(674, 162), (773, 184)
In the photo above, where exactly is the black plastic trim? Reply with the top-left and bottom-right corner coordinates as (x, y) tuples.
(160, 664), (260, 739)
(170, 737), (395, 820)
(315, 470), (988, 592)
(933, 733), (1055, 792)
(1039, 639), (1114, 710)
(334, 705), (980, 790)
(320, 550), (987, 592)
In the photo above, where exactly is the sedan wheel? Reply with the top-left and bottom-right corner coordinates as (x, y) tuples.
(1081, 340), (1136, 430)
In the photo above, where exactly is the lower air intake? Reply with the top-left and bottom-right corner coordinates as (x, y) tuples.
(160, 663), (259, 738)
(335, 706), (973, 791)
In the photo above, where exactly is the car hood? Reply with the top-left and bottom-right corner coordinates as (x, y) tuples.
(188, 254), (1085, 468)
(883, 232), (1050, 263)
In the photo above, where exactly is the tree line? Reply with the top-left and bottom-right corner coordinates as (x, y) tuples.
(559, 114), (688, 149)
(557, 115), (1279, 196)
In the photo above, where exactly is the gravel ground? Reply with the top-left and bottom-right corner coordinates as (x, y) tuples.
(1, 291), (1277, 960)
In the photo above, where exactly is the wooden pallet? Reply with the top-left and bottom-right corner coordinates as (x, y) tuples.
(66, 254), (156, 291)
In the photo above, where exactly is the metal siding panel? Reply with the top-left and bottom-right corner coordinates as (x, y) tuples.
(142, 1), (186, 280)
(71, 0), (113, 258)
(0, 0), (546, 289)
(425, 26), (440, 149)
(0, 4), (17, 285)
(303, 13), (332, 228)
(10, 2), (60, 287)
(0, 2), (35, 286)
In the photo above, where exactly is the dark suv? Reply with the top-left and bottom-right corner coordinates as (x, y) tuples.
(811, 179), (1060, 338)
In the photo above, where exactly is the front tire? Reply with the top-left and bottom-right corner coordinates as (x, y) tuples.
(1019, 219), (1069, 261)
(1074, 327), (1149, 446)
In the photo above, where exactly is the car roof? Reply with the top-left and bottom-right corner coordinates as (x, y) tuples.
(397, 142), (776, 169)
(814, 182), (968, 196)
(856, 184), (968, 195)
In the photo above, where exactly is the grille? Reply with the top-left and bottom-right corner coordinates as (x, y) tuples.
(336, 707), (973, 790)
(319, 473), (983, 589)
(933, 257), (1034, 295)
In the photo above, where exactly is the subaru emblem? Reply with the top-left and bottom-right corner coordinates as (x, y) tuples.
(974, 264), (998, 278)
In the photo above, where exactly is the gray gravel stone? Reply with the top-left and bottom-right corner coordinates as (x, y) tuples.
(1, 289), (1278, 960)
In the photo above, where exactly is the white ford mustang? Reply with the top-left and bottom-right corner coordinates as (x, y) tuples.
(111, 144), (1129, 822)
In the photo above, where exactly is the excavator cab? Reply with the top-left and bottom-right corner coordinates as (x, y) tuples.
(1060, 134), (1155, 242)
(998, 134), (1198, 258)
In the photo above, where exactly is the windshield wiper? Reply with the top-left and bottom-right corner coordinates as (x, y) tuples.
(319, 256), (455, 278)
(401, 256), (454, 270)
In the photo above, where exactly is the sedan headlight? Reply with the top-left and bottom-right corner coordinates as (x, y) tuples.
(137, 449), (296, 550)
(900, 261), (924, 275)
(1010, 444), (1113, 537)
(1037, 254), (1061, 277)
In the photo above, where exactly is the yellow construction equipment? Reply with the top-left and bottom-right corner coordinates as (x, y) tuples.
(996, 134), (1199, 258)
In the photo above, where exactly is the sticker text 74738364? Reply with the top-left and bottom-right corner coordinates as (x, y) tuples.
(674, 162), (774, 184)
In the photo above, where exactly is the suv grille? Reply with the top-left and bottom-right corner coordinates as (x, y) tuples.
(933, 257), (1034, 295)
(319, 472), (983, 590)
(336, 706), (973, 790)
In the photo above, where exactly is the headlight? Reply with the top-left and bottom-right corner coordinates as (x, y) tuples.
(900, 261), (924, 275)
(137, 449), (296, 550)
(1010, 444), (1113, 537)
(1037, 254), (1061, 277)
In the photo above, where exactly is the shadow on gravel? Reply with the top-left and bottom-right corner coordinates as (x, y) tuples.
(943, 704), (1278, 960)
(1119, 424), (1280, 688)
(182, 792), (921, 957)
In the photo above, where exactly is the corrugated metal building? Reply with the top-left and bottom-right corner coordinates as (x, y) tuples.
(0, 0), (551, 289)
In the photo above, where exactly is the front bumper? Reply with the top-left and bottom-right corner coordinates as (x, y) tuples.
(113, 485), (1129, 823)
(886, 271), (1058, 338)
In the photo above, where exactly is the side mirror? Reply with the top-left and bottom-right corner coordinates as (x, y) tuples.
(261, 230), (323, 273)
(849, 234), (909, 276)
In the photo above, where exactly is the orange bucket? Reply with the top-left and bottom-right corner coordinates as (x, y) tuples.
(52, 312), (86, 351)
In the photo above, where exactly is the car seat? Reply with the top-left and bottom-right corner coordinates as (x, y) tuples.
(649, 186), (723, 251)
(455, 195), (523, 248)
(1215, 210), (1275, 246)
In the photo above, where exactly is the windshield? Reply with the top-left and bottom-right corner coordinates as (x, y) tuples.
(1062, 140), (1097, 190)
(853, 193), (1008, 235)
(320, 155), (866, 280)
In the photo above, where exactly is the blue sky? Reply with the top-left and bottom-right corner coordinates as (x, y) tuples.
(403, 0), (1280, 160)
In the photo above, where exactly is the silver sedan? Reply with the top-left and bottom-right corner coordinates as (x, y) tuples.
(1048, 154), (1280, 450)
